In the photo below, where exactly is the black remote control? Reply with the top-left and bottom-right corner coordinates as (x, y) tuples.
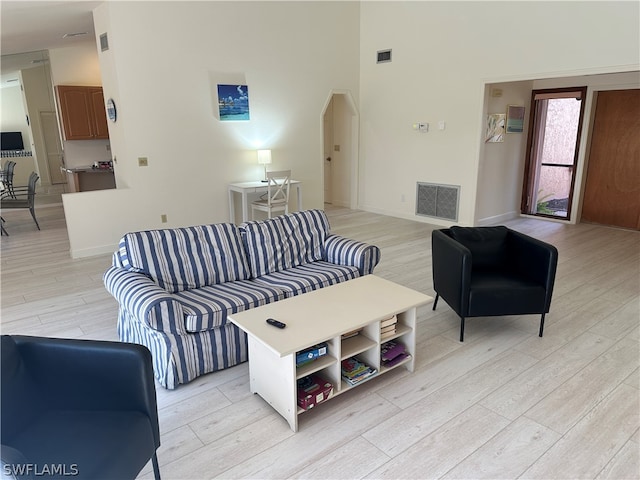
(266, 318), (286, 329)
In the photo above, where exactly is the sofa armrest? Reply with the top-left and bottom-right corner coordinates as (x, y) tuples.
(507, 230), (558, 306)
(324, 234), (381, 276)
(431, 230), (472, 316)
(103, 266), (186, 333)
(8, 335), (160, 449)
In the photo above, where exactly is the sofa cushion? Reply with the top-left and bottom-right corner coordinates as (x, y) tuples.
(240, 210), (330, 279)
(252, 261), (359, 297)
(120, 224), (251, 293)
(173, 280), (285, 332)
(449, 226), (508, 270)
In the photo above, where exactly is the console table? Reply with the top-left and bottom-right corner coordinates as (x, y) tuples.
(228, 180), (302, 223)
(228, 275), (433, 431)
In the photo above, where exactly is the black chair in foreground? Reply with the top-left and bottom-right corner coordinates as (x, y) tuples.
(431, 226), (558, 342)
(1, 171), (40, 230)
(1, 335), (161, 480)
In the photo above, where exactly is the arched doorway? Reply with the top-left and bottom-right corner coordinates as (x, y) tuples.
(321, 91), (359, 208)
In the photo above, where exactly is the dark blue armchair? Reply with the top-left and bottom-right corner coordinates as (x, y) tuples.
(1, 335), (161, 479)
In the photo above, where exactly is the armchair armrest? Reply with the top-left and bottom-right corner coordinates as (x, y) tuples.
(104, 266), (186, 333)
(324, 234), (381, 275)
(431, 230), (473, 316)
(506, 230), (558, 306)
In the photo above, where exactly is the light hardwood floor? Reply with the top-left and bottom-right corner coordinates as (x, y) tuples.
(1, 205), (638, 480)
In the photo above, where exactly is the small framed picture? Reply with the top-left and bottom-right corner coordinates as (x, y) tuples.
(485, 113), (505, 143)
(217, 84), (250, 121)
(506, 105), (525, 133)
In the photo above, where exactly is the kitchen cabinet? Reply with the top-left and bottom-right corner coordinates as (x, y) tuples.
(56, 86), (109, 140)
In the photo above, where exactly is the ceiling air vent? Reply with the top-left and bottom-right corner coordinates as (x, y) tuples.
(377, 49), (392, 64)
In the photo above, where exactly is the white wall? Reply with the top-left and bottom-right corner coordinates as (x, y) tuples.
(49, 43), (102, 85)
(0, 85), (31, 148)
(475, 81), (533, 225)
(63, 1), (361, 257)
(358, 1), (640, 226)
(62, 1), (640, 257)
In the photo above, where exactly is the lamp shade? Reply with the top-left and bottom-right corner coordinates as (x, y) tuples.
(257, 149), (272, 165)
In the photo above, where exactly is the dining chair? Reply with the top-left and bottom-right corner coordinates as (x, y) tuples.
(0, 160), (17, 198)
(251, 169), (291, 219)
(0, 171), (40, 230)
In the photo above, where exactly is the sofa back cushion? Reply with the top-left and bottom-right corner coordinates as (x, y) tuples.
(240, 210), (330, 278)
(449, 226), (509, 270)
(119, 224), (251, 293)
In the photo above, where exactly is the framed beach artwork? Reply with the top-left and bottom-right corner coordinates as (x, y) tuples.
(217, 84), (250, 121)
(506, 105), (525, 133)
(485, 113), (505, 143)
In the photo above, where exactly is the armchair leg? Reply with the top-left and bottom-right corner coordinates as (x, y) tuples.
(460, 316), (465, 342)
(432, 294), (439, 311)
(539, 313), (546, 337)
(152, 452), (161, 480)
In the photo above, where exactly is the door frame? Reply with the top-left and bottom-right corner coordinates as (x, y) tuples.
(320, 90), (359, 209)
(520, 86), (588, 221)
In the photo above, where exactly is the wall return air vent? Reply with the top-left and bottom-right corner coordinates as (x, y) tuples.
(416, 182), (460, 221)
(377, 49), (392, 64)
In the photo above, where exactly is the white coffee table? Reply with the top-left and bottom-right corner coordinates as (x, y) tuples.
(228, 275), (433, 431)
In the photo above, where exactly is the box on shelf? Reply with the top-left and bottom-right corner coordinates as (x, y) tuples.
(297, 374), (333, 411)
(296, 342), (328, 366)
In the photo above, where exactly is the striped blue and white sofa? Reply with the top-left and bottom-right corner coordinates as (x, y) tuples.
(103, 209), (380, 389)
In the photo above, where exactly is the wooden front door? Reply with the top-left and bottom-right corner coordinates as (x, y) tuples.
(581, 89), (640, 230)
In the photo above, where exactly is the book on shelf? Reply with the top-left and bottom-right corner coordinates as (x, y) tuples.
(341, 357), (377, 386)
(381, 340), (406, 362)
(380, 340), (410, 368)
(341, 328), (362, 340)
(383, 352), (411, 368)
(380, 315), (398, 340)
(380, 329), (397, 340)
(380, 315), (397, 328)
(380, 324), (396, 334)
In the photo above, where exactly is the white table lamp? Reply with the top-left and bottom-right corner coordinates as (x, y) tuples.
(257, 149), (272, 182)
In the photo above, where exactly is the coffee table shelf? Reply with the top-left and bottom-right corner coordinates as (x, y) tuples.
(296, 354), (336, 379)
(228, 275), (432, 431)
(341, 333), (377, 359)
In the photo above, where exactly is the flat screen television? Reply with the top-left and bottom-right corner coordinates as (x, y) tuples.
(1, 132), (24, 151)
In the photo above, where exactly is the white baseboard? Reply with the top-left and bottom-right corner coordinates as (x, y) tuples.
(476, 211), (519, 226)
(69, 244), (115, 259)
(357, 204), (455, 227)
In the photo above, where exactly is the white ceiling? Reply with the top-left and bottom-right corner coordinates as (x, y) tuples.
(1, 1), (101, 86)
